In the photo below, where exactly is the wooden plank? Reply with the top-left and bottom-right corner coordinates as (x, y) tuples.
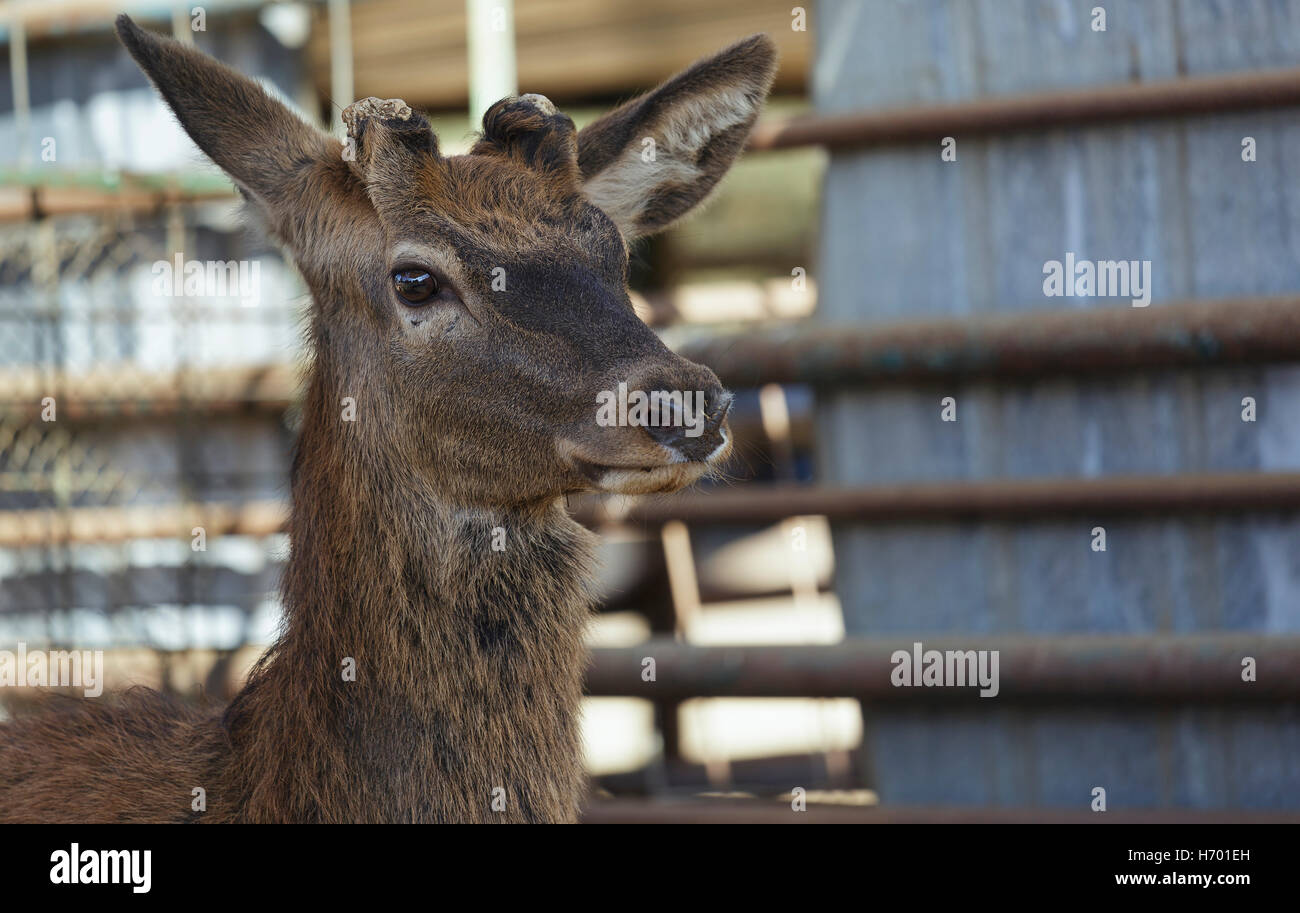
(0, 564), (282, 613)
(308, 0), (810, 109)
(0, 500), (287, 548)
(0, 363), (297, 417)
(811, 0), (1300, 811)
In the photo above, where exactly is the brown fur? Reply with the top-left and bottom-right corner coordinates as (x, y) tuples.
(0, 17), (775, 823)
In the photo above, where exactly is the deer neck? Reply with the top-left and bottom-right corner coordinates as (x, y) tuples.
(223, 368), (596, 822)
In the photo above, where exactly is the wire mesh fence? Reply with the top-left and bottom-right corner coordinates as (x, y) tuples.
(0, 202), (301, 695)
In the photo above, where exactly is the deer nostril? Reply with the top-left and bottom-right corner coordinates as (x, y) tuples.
(638, 386), (731, 461)
(706, 390), (734, 430)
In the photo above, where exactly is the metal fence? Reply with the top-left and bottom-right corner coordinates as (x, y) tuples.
(4, 0), (1300, 822)
(0, 201), (298, 698)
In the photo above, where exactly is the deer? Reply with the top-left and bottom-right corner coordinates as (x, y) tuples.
(0, 16), (776, 823)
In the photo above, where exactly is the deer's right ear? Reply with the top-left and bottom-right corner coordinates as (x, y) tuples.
(115, 15), (342, 246)
(576, 34), (777, 241)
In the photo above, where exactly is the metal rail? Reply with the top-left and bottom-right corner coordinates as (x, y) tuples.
(7, 298), (1294, 417)
(573, 472), (1300, 528)
(9, 471), (1300, 546)
(677, 296), (1300, 388)
(0, 171), (236, 222)
(580, 798), (1300, 824)
(585, 636), (1300, 702)
(749, 66), (1300, 151)
(0, 500), (287, 548)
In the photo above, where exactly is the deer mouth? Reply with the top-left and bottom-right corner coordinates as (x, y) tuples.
(582, 461), (711, 495)
(564, 432), (730, 494)
(571, 456), (677, 480)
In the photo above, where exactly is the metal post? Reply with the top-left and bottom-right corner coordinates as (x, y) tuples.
(328, 0), (354, 134)
(10, 19), (31, 167)
(171, 4), (194, 44)
(466, 0), (517, 126)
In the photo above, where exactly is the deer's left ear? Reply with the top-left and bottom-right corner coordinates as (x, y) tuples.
(577, 34), (777, 240)
(114, 15), (344, 253)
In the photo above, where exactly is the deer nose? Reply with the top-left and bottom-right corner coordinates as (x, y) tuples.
(640, 387), (733, 461)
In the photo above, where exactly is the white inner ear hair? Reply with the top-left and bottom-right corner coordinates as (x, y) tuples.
(582, 86), (755, 236)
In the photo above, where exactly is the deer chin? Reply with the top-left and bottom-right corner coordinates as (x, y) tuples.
(561, 432), (731, 495)
(587, 461), (711, 495)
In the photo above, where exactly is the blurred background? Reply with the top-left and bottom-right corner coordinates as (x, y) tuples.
(1, 0), (1299, 822)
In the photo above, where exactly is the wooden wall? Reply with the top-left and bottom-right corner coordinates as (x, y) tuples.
(307, 0), (810, 109)
(813, 0), (1300, 808)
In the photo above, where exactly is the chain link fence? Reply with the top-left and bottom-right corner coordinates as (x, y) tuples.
(0, 201), (301, 699)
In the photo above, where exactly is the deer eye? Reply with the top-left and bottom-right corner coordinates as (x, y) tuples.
(392, 268), (438, 305)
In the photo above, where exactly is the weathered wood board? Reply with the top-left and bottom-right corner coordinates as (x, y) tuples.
(814, 0), (1300, 808)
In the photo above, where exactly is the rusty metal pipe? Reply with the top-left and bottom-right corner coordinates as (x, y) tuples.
(677, 297), (1300, 389)
(749, 66), (1300, 151)
(573, 472), (1300, 528)
(8, 471), (1300, 548)
(586, 636), (1300, 701)
(580, 798), (1300, 824)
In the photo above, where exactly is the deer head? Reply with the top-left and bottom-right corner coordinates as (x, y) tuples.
(116, 16), (776, 507)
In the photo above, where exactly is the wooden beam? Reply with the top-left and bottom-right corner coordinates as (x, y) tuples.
(0, 499), (287, 548)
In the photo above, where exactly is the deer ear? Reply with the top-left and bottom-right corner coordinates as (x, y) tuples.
(576, 34), (777, 240)
(114, 15), (340, 245)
